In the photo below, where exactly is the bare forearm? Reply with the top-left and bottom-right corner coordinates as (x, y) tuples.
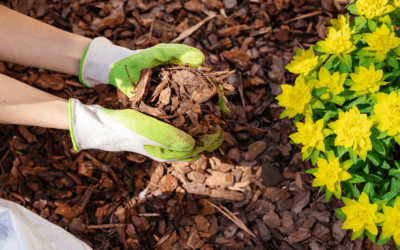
(0, 6), (91, 76)
(0, 73), (69, 130)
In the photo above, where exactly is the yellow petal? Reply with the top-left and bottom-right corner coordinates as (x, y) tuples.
(315, 140), (325, 152)
(339, 171), (352, 181)
(359, 192), (370, 205)
(342, 218), (356, 230)
(374, 212), (386, 224)
(380, 229), (393, 240)
(394, 230), (400, 246)
(366, 223), (378, 236)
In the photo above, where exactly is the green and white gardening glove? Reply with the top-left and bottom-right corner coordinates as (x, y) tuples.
(79, 37), (205, 97)
(68, 98), (225, 162)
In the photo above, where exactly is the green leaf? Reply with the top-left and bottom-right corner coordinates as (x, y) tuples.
(313, 87), (329, 98)
(367, 151), (381, 166)
(324, 55), (340, 70)
(325, 136), (335, 146)
(337, 146), (348, 158)
(314, 44), (329, 54)
(15, 150), (24, 155)
(353, 16), (367, 33)
(339, 54), (352, 73)
(293, 114), (304, 127)
(322, 111), (332, 123)
(344, 96), (369, 111)
(378, 14), (392, 26)
(382, 136), (393, 146)
(363, 162), (370, 174)
(377, 236), (391, 246)
(356, 49), (375, 59)
(347, 4), (358, 15)
(388, 56), (399, 69)
(349, 147), (358, 164)
(371, 137), (386, 156)
(352, 34), (364, 44)
(305, 168), (318, 174)
(311, 149), (320, 166)
(358, 172), (382, 183)
(325, 189), (333, 202)
(366, 230), (376, 243)
(374, 199), (388, 211)
(358, 104), (373, 113)
(349, 174), (366, 184)
(279, 109), (291, 119)
(217, 84), (230, 115)
(380, 161), (390, 170)
(343, 182), (361, 199)
(363, 182), (375, 198)
(389, 168), (400, 178)
(377, 130), (387, 139)
(360, 57), (376, 68)
(368, 19), (377, 32)
(331, 95), (346, 106)
(311, 99), (325, 109)
(339, 89), (356, 100)
(376, 179), (391, 197)
(351, 229), (364, 240)
(335, 208), (346, 217)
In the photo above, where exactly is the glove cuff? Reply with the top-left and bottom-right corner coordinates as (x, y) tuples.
(79, 37), (138, 88)
(68, 98), (168, 160)
(68, 98), (79, 152)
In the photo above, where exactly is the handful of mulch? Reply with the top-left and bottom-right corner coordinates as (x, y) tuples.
(117, 65), (234, 146)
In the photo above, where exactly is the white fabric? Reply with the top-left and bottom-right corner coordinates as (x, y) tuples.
(70, 98), (172, 162)
(81, 37), (142, 87)
(0, 199), (92, 250)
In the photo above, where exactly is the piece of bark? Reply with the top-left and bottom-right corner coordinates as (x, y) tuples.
(130, 68), (152, 108)
(139, 101), (166, 118)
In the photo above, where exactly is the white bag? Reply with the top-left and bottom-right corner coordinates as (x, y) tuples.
(0, 199), (92, 250)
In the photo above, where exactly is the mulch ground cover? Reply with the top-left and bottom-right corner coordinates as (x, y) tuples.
(0, 0), (398, 249)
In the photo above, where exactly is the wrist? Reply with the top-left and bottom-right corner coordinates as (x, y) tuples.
(79, 37), (138, 88)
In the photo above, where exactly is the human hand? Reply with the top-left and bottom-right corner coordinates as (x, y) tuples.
(79, 37), (204, 97)
(68, 98), (224, 162)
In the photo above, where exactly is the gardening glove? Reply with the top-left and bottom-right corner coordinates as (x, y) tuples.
(68, 98), (224, 162)
(79, 37), (205, 98)
(0, 198), (92, 250)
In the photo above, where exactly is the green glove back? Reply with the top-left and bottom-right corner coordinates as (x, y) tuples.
(109, 44), (205, 97)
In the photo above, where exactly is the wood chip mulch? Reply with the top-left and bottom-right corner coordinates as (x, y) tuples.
(0, 0), (398, 249)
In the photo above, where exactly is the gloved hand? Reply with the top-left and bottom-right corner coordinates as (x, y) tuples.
(68, 98), (225, 162)
(79, 37), (204, 97)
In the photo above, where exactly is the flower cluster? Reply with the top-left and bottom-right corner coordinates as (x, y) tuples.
(278, 2), (400, 247)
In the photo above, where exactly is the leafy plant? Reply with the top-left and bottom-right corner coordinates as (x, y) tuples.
(277, 0), (400, 247)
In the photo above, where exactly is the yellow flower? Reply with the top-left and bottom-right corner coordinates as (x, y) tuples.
(316, 27), (356, 56)
(314, 67), (347, 100)
(356, 0), (395, 19)
(394, 0), (400, 8)
(311, 151), (352, 198)
(330, 15), (350, 30)
(364, 24), (400, 60)
(341, 192), (385, 236)
(372, 91), (400, 144)
(289, 116), (333, 158)
(285, 46), (319, 76)
(276, 76), (312, 118)
(381, 196), (400, 245)
(349, 63), (387, 95)
(328, 106), (373, 161)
